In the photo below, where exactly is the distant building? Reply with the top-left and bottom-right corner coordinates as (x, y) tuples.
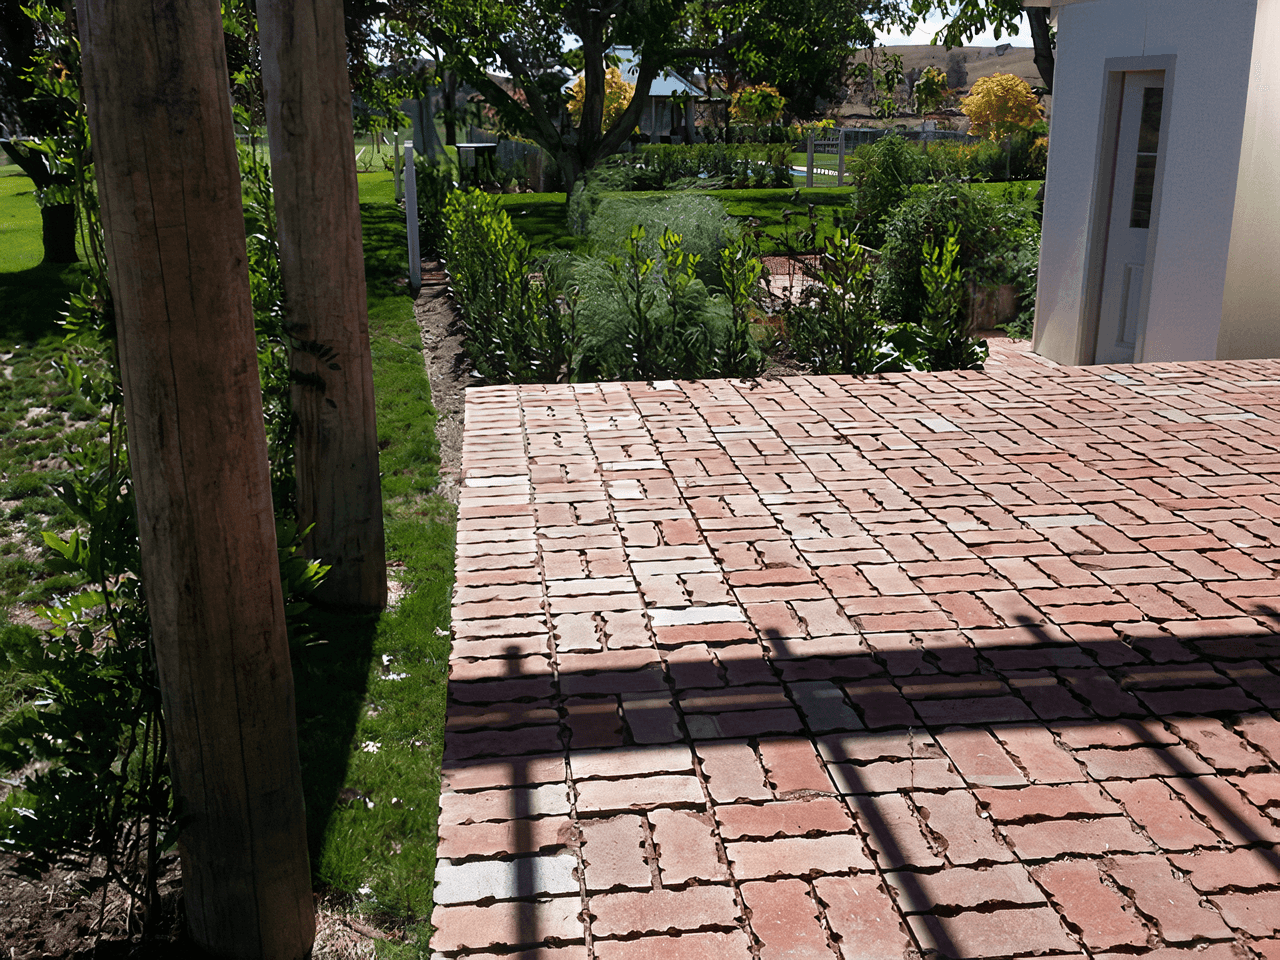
(1031, 0), (1280, 364)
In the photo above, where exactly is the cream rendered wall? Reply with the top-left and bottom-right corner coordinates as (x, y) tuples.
(1033, 0), (1257, 364)
(1218, 0), (1280, 360)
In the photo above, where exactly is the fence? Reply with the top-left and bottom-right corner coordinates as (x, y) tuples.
(803, 125), (982, 187)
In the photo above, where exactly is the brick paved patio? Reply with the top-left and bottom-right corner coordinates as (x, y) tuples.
(434, 347), (1280, 960)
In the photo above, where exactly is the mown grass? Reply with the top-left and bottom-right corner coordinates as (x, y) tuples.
(293, 170), (452, 954)
(498, 180), (1042, 260)
(0, 167), (96, 615)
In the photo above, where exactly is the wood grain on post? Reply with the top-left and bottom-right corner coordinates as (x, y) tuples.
(75, 1), (315, 956)
(258, 0), (387, 611)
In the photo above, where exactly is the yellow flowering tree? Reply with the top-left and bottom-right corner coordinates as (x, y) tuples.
(568, 66), (635, 131)
(729, 84), (786, 125)
(960, 73), (1043, 140)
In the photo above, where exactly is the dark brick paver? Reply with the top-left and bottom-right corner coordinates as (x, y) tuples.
(435, 348), (1280, 959)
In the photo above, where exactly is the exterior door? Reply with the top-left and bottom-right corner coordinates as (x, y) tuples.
(1095, 71), (1166, 364)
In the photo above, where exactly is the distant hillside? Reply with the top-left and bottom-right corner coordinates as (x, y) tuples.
(835, 43), (1050, 124)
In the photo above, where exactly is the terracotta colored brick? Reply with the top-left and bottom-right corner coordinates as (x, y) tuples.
(444, 755), (566, 791)
(716, 798), (853, 840)
(758, 738), (835, 796)
(1166, 776), (1280, 844)
(813, 874), (912, 960)
(740, 879), (833, 960)
(460, 946), (589, 960)
(994, 726), (1085, 783)
(1170, 716), (1269, 774)
(570, 745), (694, 781)
(1137, 685), (1263, 717)
(564, 698), (626, 749)
(579, 815), (653, 892)
(976, 782), (1119, 823)
(725, 834), (874, 879)
(1168, 847), (1280, 893)
(695, 741), (771, 803)
(825, 758), (965, 795)
(1003, 817), (1153, 860)
(620, 694), (683, 744)
(908, 906), (1077, 958)
(650, 809), (727, 884)
(840, 679), (920, 728)
(912, 696), (1037, 726)
(914, 790), (1015, 865)
(1092, 946), (1244, 960)
(788, 680), (863, 733)
(589, 885), (741, 938)
(437, 817), (576, 861)
(936, 728), (1026, 787)
(1052, 719), (1177, 749)
(1104, 854), (1234, 943)
(1031, 860), (1148, 950)
(846, 793), (944, 869)
(1058, 669), (1148, 718)
(1103, 779), (1220, 850)
(1238, 712), (1280, 762)
(1212, 891), (1280, 936)
(592, 931), (755, 960)
(1075, 744), (1213, 780)
(885, 862), (1039, 912)
(430, 897), (585, 953)
(576, 775), (704, 814)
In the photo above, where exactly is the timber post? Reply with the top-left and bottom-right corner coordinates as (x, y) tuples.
(76, 0), (316, 956)
(259, 0), (388, 611)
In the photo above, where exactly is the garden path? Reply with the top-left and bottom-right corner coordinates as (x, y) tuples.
(434, 348), (1280, 959)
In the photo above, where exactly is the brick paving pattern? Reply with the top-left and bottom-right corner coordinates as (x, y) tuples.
(435, 352), (1280, 959)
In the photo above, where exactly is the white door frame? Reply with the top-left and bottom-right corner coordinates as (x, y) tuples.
(1079, 54), (1177, 365)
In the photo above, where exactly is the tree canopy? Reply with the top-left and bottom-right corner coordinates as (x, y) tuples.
(905, 0), (1055, 92)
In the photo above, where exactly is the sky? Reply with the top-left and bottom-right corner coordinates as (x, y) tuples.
(876, 13), (1034, 47)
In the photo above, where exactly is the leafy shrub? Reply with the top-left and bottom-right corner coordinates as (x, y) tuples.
(875, 181), (1041, 332)
(961, 73), (1044, 140)
(571, 226), (762, 382)
(621, 143), (790, 191)
(731, 85), (787, 125)
(919, 227), (988, 370)
(849, 135), (928, 247)
(414, 154), (456, 256)
(443, 189), (577, 383)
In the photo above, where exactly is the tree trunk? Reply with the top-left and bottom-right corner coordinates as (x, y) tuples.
(75, 2), (315, 957)
(1027, 9), (1055, 94)
(258, 0), (387, 611)
(443, 70), (458, 145)
(1, 140), (78, 263)
(40, 202), (78, 263)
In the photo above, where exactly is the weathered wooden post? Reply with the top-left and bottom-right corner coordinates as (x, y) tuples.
(259, 0), (387, 611)
(75, 1), (315, 956)
(404, 141), (421, 297)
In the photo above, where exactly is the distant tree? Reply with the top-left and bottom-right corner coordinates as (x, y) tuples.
(905, 1), (1054, 93)
(960, 72), (1041, 139)
(730, 83), (786, 125)
(568, 65), (634, 131)
(913, 64), (948, 115)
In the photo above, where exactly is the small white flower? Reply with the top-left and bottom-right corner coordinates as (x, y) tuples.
(385, 671), (408, 681)
(361, 741), (380, 754)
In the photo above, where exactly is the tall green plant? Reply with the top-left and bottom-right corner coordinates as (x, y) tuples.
(443, 189), (577, 383)
(920, 226), (987, 370)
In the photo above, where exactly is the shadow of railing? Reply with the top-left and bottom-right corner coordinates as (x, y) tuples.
(437, 611), (1280, 957)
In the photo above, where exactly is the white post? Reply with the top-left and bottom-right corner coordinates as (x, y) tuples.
(394, 127), (403, 202)
(806, 133), (814, 189)
(404, 141), (421, 297)
(837, 129), (846, 187)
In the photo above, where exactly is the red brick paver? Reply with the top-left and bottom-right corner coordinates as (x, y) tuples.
(435, 357), (1280, 958)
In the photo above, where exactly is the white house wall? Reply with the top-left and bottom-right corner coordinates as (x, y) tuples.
(1033, 0), (1257, 364)
(1218, 0), (1280, 360)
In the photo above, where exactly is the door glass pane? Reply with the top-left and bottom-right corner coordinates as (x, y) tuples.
(1130, 87), (1164, 228)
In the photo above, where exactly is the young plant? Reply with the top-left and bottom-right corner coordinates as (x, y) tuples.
(920, 225), (988, 370)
